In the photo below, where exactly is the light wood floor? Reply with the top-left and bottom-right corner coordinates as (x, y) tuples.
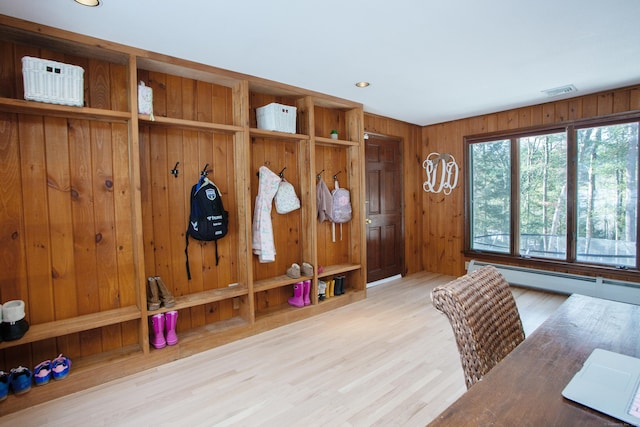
(0, 271), (567, 426)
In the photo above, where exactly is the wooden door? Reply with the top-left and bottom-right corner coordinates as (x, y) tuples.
(365, 135), (404, 282)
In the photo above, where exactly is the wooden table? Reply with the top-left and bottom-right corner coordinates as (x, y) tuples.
(429, 293), (640, 426)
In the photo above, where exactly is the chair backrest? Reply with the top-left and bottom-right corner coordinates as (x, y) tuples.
(431, 265), (525, 389)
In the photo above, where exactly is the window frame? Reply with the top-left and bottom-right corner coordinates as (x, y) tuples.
(464, 111), (640, 280)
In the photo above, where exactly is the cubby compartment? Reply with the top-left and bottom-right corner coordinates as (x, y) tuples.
(0, 318), (142, 374)
(139, 125), (249, 330)
(318, 268), (361, 301)
(250, 133), (312, 318)
(136, 64), (237, 128)
(0, 32), (130, 116)
(0, 110), (140, 367)
(249, 92), (304, 134)
(314, 105), (348, 140)
(312, 103), (365, 296)
(315, 145), (356, 268)
(146, 297), (249, 353)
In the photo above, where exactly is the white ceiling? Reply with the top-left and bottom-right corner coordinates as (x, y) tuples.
(1, 0), (639, 126)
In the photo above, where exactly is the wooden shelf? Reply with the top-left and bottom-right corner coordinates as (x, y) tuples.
(0, 344), (144, 414)
(318, 263), (362, 278)
(254, 301), (310, 319)
(145, 286), (249, 316)
(254, 289), (366, 323)
(253, 275), (313, 293)
(315, 136), (359, 146)
(144, 317), (254, 365)
(249, 128), (310, 140)
(150, 316), (249, 349)
(138, 114), (243, 134)
(317, 289), (366, 306)
(0, 97), (131, 121)
(0, 306), (141, 350)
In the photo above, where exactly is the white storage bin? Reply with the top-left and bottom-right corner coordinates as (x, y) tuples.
(256, 103), (297, 133)
(22, 56), (84, 107)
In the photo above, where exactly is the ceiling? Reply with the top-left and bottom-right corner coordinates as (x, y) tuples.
(1, 0), (639, 126)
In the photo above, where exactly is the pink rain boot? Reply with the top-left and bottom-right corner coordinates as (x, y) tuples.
(288, 282), (304, 307)
(302, 280), (311, 306)
(150, 313), (166, 349)
(165, 310), (179, 346)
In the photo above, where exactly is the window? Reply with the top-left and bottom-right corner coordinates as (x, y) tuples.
(469, 139), (511, 253)
(519, 132), (567, 260)
(466, 116), (639, 271)
(576, 123), (638, 267)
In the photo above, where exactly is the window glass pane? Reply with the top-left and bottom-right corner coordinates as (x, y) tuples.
(470, 140), (511, 253)
(518, 133), (567, 259)
(576, 122), (638, 267)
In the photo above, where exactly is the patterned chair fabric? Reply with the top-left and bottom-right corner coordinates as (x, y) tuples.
(431, 265), (525, 389)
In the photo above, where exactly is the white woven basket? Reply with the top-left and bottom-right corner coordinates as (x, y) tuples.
(22, 56), (84, 107)
(256, 103), (297, 133)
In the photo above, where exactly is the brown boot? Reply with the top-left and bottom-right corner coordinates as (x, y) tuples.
(154, 276), (176, 308)
(147, 277), (161, 311)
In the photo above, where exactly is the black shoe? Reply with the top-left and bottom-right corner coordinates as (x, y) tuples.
(1, 318), (29, 341)
(334, 276), (344, 295)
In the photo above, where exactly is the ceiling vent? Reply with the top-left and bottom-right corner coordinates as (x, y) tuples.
(542, 84), (578, 97)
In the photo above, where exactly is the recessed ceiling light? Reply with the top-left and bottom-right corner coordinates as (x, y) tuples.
(355, 81), (370, 88)
(74, 0), (101, 6)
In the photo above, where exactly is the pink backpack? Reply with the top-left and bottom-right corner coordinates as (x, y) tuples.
(331, 179), (351, 241)
(331, 187), (352, 223)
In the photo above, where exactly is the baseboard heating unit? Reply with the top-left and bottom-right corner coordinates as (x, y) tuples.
(467, 260), (640, 305)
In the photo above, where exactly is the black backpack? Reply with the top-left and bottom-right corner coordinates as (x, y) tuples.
(185, 178), (229, 279)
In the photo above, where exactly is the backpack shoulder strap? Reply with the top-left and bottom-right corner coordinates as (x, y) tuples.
(185, 180), (202, 280)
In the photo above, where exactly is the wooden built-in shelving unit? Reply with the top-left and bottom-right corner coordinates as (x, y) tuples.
(0, 14), (366, 414)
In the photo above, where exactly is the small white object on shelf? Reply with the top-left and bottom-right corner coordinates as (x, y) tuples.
(138, 81), (154, 120)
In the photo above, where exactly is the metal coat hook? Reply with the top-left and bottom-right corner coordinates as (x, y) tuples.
(333, 171), (342, 180)
(278, 167), (286, 178)
(200, 163), (209, 178)
(316, 169), (325, 180)
(170, 162), (180, 178)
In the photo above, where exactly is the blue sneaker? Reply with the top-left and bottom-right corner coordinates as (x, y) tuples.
(34, 360), (52, 386)
(51, 354), (71, 380)
(10, 366), (32, 395)
(0, 371), (10, 401)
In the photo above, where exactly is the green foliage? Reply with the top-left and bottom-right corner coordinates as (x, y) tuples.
(470, 140), (511, 252)
(470, 121), (638, 265)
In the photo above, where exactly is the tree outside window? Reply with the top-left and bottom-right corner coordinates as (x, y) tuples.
(466, 118), (639, 271)
(576, 123), (638, 267)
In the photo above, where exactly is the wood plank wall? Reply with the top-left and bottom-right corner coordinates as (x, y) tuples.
(421, 85), (640, 277)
